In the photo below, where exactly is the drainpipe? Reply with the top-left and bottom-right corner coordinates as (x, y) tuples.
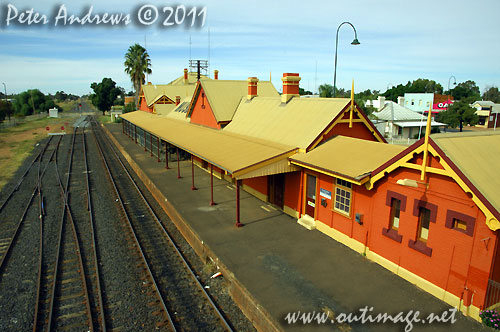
(235, 179), (243, 227)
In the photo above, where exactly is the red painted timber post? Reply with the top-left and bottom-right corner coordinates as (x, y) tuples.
(157, 137), (160, 162)
(165, 143), (170, 169)
(177, 147), (181, 179)
(210, 165), (215, 206)
(191, 157), (197, 190)
(235, 179), (243, 227)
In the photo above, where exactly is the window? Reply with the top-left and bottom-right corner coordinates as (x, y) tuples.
(453, 218), (467, 231)
(389, 198), (401, 230)
(334, 178), (352, 215)
(426, 101), (430, 107)
(411, 99), (415, 105)
(417, 207), (431, 242)
(419, 100), (422, 106)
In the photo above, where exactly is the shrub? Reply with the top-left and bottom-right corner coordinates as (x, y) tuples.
(480, 309), (500, 329)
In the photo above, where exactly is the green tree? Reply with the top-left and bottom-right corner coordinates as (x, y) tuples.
(383, 79), (444, 102)
(482, 86), (500, 103)
(124, 102), (136, 113)
(0, 100), (14, 122)
(299, 87), (312, 95)
(319, 84), (333, 98)
(12, 89), (57, 116)
(124, 44), (152, 105)
(436, 98), (478, 132)
(90, 78), (121, 115)
(448, 80), (480, 100)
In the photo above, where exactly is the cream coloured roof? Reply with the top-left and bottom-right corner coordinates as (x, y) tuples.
(167, 72), (209, 85)
(142, 84), (197, 106)
(290, 136), (405, 182)
(121, 111), (297, 178)
(432, 131), (500, 216)
(224, 97), (351, 149)
(164, 97), (191, 122)
(199, 80), (279, 123)
(153, 103), (176, 116)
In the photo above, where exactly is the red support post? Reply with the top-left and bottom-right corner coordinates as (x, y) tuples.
(210, 165), (215, 206)
(157, 137), (160, 162)
(191, 157), (197, 190)
(165, 142), (170, 169)
(144, 132), (147, 151)
(235, 179), (243, 227)
(134, 125), (137, 144)
(177, 147), (181, 179)
(150, 134), (153, 157)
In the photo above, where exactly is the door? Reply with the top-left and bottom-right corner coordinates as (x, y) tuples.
(268, 174), (285, 209)
(305, 174), (317, 218)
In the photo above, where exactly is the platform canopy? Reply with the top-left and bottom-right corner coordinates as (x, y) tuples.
(290, 136), (405, 184)
(121, 111), (300, 179)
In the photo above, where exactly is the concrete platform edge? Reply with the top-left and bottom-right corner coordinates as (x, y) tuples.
(102, 124), (283, 332)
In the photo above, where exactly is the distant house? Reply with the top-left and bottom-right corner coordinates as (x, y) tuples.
(404, 93), (454, 114)
(373, 101), (446, 139)
(471, 101), (500, 129)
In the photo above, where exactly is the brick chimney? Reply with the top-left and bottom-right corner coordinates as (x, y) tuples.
(378, 96), (386, 109)
(183, 68), (188, 85)
(398, 96), (405, 106)
(281, 73), (300, 103)
(175, 96), (181, 105)
(247, 77), (259, 100)
(214, 70), (219, 80)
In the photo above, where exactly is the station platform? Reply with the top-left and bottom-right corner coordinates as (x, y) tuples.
(104, 123), (487, 332)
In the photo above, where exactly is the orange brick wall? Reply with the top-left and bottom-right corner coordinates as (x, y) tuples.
(139, 97), (153, 113)
(307, 164), (496, 309)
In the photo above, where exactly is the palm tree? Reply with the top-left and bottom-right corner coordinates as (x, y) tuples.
(124, 44), (152, 106)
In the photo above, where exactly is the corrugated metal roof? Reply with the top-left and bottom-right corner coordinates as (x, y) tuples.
(224, 97), (350, 149)
(396, 120), (446, 128)
(142, 84), (197, 106)
(200, 80), (279, 123)
(432, 131), (500, 217)
(153, 103), (176, 116)
(373, 101), (422, 121)
(290, 136), (405, 181)
(121, 111), (296, 178)
(167, 72), (209, 86)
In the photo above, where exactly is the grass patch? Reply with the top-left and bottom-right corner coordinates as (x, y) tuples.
(0, 115), (75, 190)
(57, 100), (78, 112)
(98, 115), (112, 123)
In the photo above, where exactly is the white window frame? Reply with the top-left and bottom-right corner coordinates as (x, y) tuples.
(333, 178), (352, 216)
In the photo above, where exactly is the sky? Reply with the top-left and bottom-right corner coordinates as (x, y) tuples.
(0, 0), (499, 96)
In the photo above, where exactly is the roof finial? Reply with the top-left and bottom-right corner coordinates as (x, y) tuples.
(420, 103), (433, 181)
(349, 79), (355, 128)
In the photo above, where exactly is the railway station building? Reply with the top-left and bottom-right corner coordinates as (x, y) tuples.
(120, 71), (500, 321)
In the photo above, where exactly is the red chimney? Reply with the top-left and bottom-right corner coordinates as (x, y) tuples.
(175, 96), (181, 105)
(281, 73), (301, 103)
(247, 77), (259, 100)
(183, 68), (188, 84)
(214, 70), (219, 80)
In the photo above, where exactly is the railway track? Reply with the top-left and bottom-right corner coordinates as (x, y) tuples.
(91, 118), (234, 331)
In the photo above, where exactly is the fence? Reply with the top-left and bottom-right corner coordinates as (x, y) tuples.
(485, 279), (500, 312)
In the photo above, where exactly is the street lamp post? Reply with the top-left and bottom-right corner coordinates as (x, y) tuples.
(447, 76), (456, 109)
(2, 83), (6, 102)
(333, 22), (360, 97)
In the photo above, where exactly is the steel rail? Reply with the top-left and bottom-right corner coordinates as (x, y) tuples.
(46, 128), (94, 332)
(0, 136), (53, 214)
(82, 125), (107, 331)
(94, 118), (233, 331)
(0, 136), (60, 276)
(32, 136), (60, 332)
(90, 119), (177, 331)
